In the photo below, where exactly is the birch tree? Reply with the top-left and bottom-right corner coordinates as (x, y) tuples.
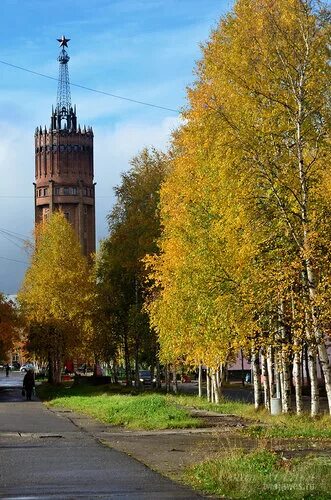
(18, 212), (94, 383)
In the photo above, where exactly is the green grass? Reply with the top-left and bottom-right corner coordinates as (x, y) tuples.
(38, 383), (331, 436)
(166, 393), (331, 439)
(39, 383), (201, 430)
(185, 449), (331, 499)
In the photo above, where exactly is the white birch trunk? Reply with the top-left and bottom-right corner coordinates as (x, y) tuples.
(279, 300), (291, 413)
(281, 347), (292, 413)
(267, 346), (275, 398)
(308, 346), (319, 417)
(211, 369), (221, 404)
(296, 92), (331, 413)
(274, 348), (282, 400)
(261, 352), (270, 410)
(293, 343), (303, 415)
(252, 349), (262, 410)
(206, 368), (211, 402)
(198, 364), (202, 398)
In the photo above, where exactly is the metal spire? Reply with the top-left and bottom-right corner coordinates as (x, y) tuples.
(56, 35), (71, 114)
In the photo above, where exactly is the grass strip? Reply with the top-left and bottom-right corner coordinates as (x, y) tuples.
(40, 383), (201, 430)
(38, 383), (331, 436)
(185, 449), (331, 499)
(167, 393), (331, 439)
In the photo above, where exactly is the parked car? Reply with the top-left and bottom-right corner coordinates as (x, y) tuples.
(139, 370), (153, 385)
(20, 363), (36, 372)
(11, 361), (21, 370)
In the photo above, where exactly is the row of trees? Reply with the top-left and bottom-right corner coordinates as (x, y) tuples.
(17, 150), (168, 386)
(146, 0), (331, 416)
(16, 0), (331, 416)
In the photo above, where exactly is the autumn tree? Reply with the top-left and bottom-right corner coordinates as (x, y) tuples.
(18, 212), (95, 383)
(147, 0), (331, 413)
(96, 148), (169, 384)
(0, 294), (20, 361)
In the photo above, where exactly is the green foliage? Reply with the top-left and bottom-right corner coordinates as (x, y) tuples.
(96, 147), (169, 373)
(185, 450), (331, 499)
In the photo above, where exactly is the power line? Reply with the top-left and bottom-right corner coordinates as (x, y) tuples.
(0, 195), (114, 199)
(0, 256), (28, 264)
(0, 227), (31, 241)
(0, 59), (180, 113)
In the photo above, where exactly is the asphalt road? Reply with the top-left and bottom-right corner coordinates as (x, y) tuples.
(0, 371), (203, 500)
(175, 380), (254, 403)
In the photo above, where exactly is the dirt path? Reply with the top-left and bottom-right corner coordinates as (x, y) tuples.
(49, 407), (331, 485)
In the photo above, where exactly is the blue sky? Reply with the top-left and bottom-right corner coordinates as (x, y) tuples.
(0, 0), (232, 294)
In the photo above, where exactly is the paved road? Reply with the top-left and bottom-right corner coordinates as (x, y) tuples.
(176, 381), (254, 402)
(0, 372), (203, 500)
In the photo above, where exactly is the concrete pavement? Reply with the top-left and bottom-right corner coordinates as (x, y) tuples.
(0, 372), (204, 499)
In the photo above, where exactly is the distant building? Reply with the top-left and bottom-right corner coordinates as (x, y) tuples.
(34, 36), (95, 256)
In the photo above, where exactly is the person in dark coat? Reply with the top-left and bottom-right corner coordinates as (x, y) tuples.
(23, 369), (35, 401)
(5, 364), (10, 377)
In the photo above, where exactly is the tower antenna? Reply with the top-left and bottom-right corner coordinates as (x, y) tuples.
(56, 35), (72, 121)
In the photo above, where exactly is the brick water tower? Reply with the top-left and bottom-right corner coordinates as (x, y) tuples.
(34, 36), (95, 256)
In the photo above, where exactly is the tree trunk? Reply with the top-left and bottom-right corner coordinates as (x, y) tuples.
(206, 368), (211, 402)
(198, 364), (202, 397)
(279, 300), (291, 413)
(134, 338), (140, 388)
(261, 352), (270, 410)
(172, 365), (178, 394)
(293, 342), (303, 415)
(267, 346), (275, 398)
(281, 347), (292, 413)
(211, 369), (221, 404)
(308, 346), (319, 417)
(123, 332), (131, 386)
(165, 364), (170, 393)
(155, 357), (161, 389)
(48, 351), (54, 384)
(252, 349), (262, 409)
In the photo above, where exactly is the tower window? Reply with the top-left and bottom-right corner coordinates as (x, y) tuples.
(63, 187), (69, 195)
(71, 187), (77, 195)
(43, 188), (48, 196)
(54, 187), (60, 195)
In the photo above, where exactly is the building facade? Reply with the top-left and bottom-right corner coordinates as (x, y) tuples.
(34, 36), (95, 256)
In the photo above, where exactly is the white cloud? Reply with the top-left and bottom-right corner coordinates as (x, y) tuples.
(94, 115), (181, 241)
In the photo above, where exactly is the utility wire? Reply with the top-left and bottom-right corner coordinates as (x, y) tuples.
(0, 59), (180, 113)
(0, 228), (31, 243)
(0, 256), (28, 264)
(0, 232), (26, 251)
(0, 195), (114, 199)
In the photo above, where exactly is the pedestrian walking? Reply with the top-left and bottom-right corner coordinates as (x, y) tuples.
(23, 369), (35, 401)
(5, 364), (10, 377)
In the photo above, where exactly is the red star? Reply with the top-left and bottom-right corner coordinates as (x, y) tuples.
(57, 35), (70, 48)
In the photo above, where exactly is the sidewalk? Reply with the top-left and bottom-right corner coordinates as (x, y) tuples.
(0, 377), (205, 499)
